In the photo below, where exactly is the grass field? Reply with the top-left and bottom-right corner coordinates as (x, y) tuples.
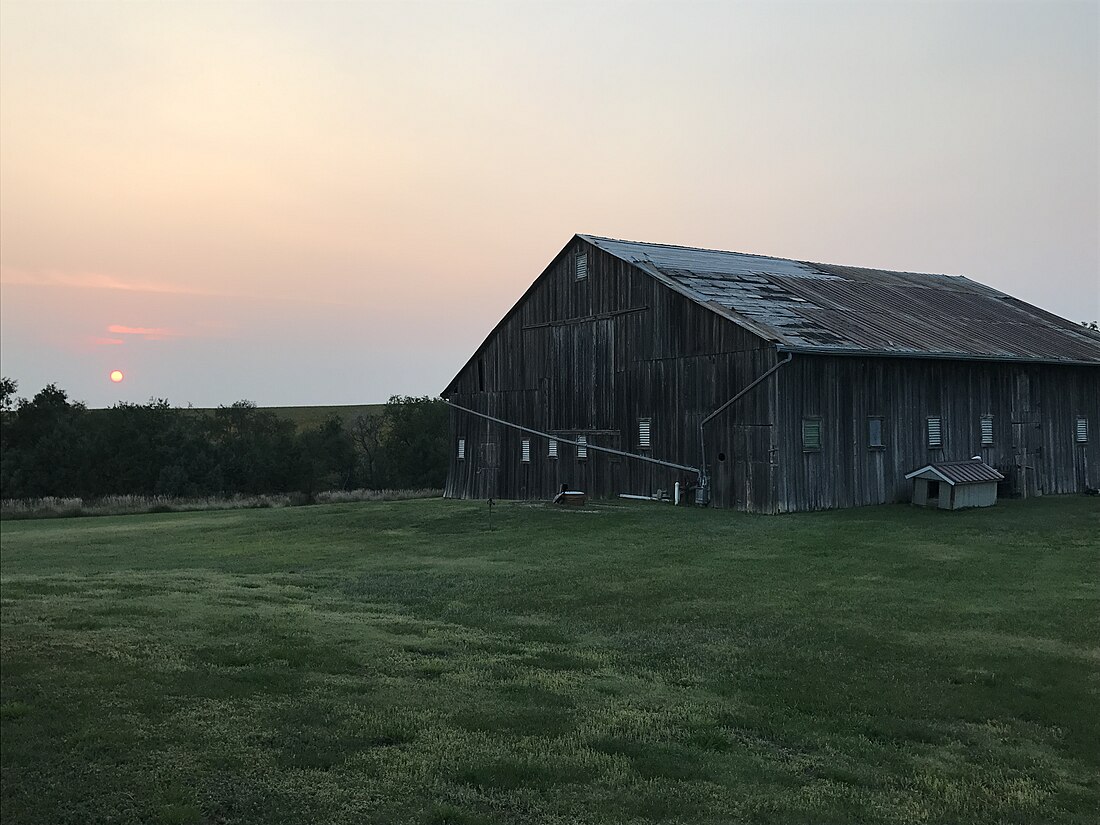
(1, 497), (1098, 824)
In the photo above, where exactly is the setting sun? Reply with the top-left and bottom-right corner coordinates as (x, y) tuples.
(109, 370), (124, 383)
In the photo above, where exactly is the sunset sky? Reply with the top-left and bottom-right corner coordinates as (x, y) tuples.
(1, 0), (1097, 408)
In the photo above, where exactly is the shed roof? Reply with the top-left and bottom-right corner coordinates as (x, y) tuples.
(904, 459), (1006, 485)
(582, 235), (1100, 365)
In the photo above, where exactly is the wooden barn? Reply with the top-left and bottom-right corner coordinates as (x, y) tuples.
(441, 235), (1100, 512)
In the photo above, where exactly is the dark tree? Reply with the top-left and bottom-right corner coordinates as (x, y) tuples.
(2, 384), (89, 498)
(204, 401), (298, 494)
(0, 383), (449, 502)
(377, 396), (448, 489)
(296, 416), (356, 501)
(351, 413), (385, 488)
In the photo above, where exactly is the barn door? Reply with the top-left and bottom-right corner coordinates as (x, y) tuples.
(711, 435), (733, 509)
(477, 441), (499, 499)
(1009, 371), (1043, 499)
(1011, 421), (1042, 498)
(591, 431), (621, 498)
(609, 458), (622, 498)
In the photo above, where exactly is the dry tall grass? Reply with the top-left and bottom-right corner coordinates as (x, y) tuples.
(0, 489), (441, 520)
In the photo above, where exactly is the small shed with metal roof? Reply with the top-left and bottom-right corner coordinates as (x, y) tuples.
(905, 459), (1005, 510)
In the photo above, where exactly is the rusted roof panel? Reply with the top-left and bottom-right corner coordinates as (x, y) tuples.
(582, 235), (1100, 364)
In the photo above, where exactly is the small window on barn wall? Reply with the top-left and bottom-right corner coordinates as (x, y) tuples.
(981, 415), (994, 446)
(575, 251), (588, 281)
(457, 438), (465, 460)
(927, 417), (943, 448)
(867, 417), (884, 449)
(1077, 417), (1089, 443)
(576, 434), (588, 460)
(521, 439), (531, 463)
(548, 438), (558, 458)
(638, 418), (652, 450)
(802, 417), (822, 451)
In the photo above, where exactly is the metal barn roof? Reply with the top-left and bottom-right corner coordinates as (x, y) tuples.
(582, 235), (1100, 365)
(905, 460), (1006, 485)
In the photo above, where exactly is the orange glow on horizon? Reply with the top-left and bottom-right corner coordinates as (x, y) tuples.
(109, 370), (124, 383)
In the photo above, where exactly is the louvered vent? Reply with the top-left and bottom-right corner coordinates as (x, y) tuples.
(1077, 417), (1089, 443)
(521, 439), (531, 463)
(802, 418), (821, 450)
(638, 418), (651, 449)
(927, 417), (943, 448)
(575, 252), (588, 280)
(981, 416), (994, 446)
(457, 438), (465, 460)
(576, 434), (587, 459)
(548, 438), (558, 458)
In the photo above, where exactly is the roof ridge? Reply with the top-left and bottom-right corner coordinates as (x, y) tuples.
(579, 233), (963, 281)
(579, 233), (796, 266)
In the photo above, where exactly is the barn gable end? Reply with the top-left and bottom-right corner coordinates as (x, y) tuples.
(443, 235), (779, 510)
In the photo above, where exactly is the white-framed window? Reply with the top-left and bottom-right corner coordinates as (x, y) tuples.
(548, 438), (558, 458)
(802, 417), (822, 451)
(1077, 417), (1089, 443)
(868, 416), (884, 449)
(981, 415), (994, 446)
(638, 417), (651, 450)
(575, 251), (588, 281)
(576, 434), (588, 460)
(927, 417), (943, 448)
(457, 438), (465, 460)
(521, 439), (531, 463)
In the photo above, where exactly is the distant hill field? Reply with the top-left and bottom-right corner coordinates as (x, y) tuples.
(261, 404), (386, 431)
(186, 404), (386, 431)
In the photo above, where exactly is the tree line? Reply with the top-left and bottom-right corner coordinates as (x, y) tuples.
(0, 378), (448, 500)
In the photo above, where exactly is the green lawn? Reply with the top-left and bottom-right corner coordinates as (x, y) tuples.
(1, 497), (1097, 824)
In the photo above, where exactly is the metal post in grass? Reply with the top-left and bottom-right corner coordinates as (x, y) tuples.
(487, 498), (494, 531)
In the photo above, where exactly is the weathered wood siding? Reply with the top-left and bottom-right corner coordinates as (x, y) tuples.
(775, 355), (1100, 511)
(443, 238), (777, 510)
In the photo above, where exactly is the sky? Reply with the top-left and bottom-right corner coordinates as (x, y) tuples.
(1, 0), (1097, 408)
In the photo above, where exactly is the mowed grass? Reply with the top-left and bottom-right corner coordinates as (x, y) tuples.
(1, 497), (1097, 824)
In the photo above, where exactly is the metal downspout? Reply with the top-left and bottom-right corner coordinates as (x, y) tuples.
(698, 352), (794, 495)
(442, 400), (703, 480)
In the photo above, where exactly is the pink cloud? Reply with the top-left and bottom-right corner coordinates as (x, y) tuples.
(0, 266), (221, 296)
(90, 336), (125, 346)
(1, 267), (340, 306)
(107, 324), (181, 337)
